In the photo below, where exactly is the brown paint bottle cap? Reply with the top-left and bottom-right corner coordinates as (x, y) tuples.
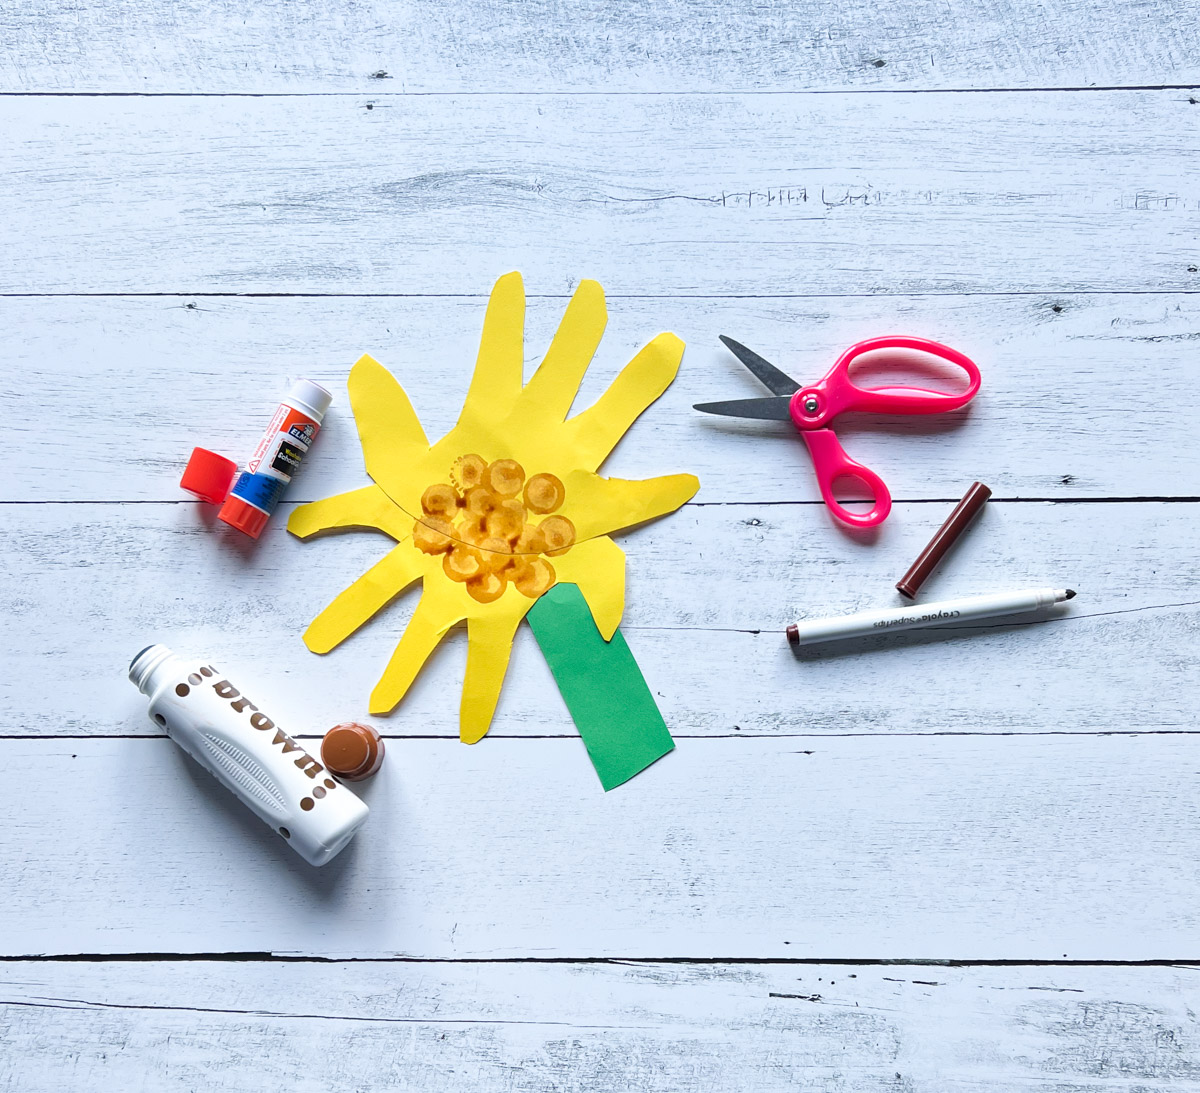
(321, 722), (385, 781)
(896, 481), (992, 599)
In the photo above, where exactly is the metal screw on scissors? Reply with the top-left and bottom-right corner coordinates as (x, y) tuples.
(694, 336), (982, 528)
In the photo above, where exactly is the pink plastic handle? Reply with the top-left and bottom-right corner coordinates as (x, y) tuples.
(800, 429), (893, 529)
(788, 336), (981, 430)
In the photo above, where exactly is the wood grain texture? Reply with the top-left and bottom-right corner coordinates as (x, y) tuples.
(5, 0), (1198, 1080)
(5, 734), (1200, 959)
(4, 500), (1195, 739)
(3, 960), (1199, 1092)
(7, 291), (1200, 504)
(4, 0), (1199, 94)
(1, 92), (1196, 296)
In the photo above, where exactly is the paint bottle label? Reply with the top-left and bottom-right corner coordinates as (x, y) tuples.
(128, 644), (369, 867)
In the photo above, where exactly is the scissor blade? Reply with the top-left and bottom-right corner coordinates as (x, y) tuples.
(693, 396), (794, 421)
(719, 335), (801, 396)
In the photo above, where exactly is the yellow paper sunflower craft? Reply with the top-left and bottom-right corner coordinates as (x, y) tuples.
(288, 273), (699, 783)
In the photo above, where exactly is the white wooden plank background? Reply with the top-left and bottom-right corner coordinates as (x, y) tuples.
(6, 734), (1200, 959)
(3, 0), (1198, 1088)
(7, 293), (1200, 504)
(4, 0), (1198, 93)
(3, 962), (1199, 1092)
(1, 92), (1197, 297)
(4, 501), (1195, 739)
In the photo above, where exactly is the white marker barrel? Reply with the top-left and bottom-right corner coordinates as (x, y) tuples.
(788, 588), (1074, 646)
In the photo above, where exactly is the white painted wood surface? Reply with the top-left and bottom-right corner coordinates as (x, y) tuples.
(4, 0), (1199, 1086)
(6, 734), (1200, 959)
(4, 0), (1198, 93)
(7, 292), (1200, 504)
(4, 961), (1199, 1092)
(1, 92), (1197, 297)
(3, 501), (1195, 738)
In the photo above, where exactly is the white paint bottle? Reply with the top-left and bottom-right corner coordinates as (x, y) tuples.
(129, 645), (369, 866)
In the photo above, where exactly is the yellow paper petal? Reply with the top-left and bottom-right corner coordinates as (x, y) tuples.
(517, 279), (607, 422)
(369, 588), (462, 715)
(550, 536), (626, 640)
(459, 601), (533, 744)
(349, 353), (429, 456)
(564, 332), (684, 470)
(458, 271), (526, 427)
(288, 484), (410, 541)
(349, 355), (432, 512)
(562, 470), (700, 542)
(302, 541), (424, 654)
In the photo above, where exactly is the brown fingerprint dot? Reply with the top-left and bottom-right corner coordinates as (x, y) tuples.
(524, 473), (565, 514)
(455, 454), (487, 491)
(486, 459), (525, 497)
(467, 569), (507, 603)
(514, 557), (556, 598)
(300, 797), (314, 811)
(280, 827), (291, 839)
(199, 666), (213, 677)
(175, 683), (190, 697)
(464, 485), (500, 518)
(187, 673), (202, 685)
(477, 536), (511, 565)
(486, 499), (525, 542)
(444, 543), (484, 582)
(466, 510), (492, 538)
(412, 516), (454, 555)
(313, 786), (327, 799)
(421, 482), (460, 518)
(324, 779), (336, 789)
(538, 514), (576, 556)
(514, 523), (548, 556)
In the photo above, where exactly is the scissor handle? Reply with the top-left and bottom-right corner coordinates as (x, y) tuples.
(800, 429), (892, 529)
(789, 336), (981, 430)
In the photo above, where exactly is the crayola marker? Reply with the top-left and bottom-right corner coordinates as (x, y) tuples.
(217, 379), (332, 539)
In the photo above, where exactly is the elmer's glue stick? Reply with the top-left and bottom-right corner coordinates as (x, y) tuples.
(129, 645), (368, 866)
(217, 379), (332, 539)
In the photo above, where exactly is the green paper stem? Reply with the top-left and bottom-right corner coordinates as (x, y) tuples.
(526, 583), (675, 791)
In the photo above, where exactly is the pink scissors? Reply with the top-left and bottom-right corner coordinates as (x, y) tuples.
(695, 335), (981, 528)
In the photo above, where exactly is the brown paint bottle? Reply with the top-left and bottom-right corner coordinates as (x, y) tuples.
(129, 645), (368, 866)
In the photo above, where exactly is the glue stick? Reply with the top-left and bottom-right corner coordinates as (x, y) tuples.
(129, 645), (368, 866)
(218, 380), (332, 538)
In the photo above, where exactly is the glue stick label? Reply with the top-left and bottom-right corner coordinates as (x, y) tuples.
(229, 404), (321, 516)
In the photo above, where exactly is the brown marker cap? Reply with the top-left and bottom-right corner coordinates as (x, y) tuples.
(896, 481), (991, 599)
(321, 722), (385, 781)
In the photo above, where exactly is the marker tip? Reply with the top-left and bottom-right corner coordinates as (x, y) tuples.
(1064, 588), (1076, 600)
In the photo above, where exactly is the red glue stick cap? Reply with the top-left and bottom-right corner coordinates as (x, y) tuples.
(180, 447), (237, 504)
(218, 494), (271, 539)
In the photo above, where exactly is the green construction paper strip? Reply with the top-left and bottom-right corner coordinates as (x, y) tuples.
(527, 582), (675, 791)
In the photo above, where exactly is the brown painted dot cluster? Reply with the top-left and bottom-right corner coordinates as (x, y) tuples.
(413, 454), (575, 603)
(298, 778), (340, 815)
(175, 667), (215, 698)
